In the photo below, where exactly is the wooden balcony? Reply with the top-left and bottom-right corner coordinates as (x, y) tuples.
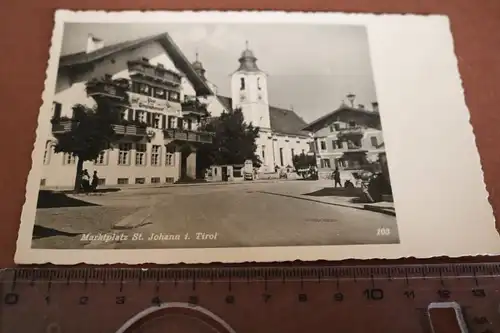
(337, 126), (365, 139)
(128, 60), (182, 86)
(164, 128), (213, 144)
(181, 100), (209, 117)
(86, 82), (127, 100)
(51, 120), (147, 137)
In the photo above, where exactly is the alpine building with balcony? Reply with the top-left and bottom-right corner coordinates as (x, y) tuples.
(302, 94), (385, 178)
(43, 33), (216, 188)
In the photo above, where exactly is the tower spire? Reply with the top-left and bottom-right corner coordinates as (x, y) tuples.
(195, 49), (199, 61)
(245, 40), (249, 50)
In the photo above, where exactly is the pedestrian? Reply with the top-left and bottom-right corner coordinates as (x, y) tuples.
(333, 168), (342, 188)
(81, 169), (91, 193)
(91, 170), (99, 192)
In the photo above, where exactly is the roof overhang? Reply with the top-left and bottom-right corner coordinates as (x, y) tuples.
(302, 106), (380, 132)
(59, 33), (213, 97)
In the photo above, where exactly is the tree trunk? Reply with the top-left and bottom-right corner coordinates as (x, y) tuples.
(74, 157), (84, 192)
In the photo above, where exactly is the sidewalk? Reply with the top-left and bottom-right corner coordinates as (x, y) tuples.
(257, 187), (396, 217)
(41, 177), (300, 192)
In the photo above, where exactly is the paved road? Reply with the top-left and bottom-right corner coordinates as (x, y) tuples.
(32, 181), (399, 249)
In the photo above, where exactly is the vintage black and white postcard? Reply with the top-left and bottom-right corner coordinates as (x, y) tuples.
(15, 10), (500, 264)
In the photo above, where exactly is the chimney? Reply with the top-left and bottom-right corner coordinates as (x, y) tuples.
(371, 102), (379, 112)
(86, 34), (105, 54)
(358, 104), (365, 109)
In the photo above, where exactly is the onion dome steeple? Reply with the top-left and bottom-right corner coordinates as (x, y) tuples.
(192, 51), (206, 80)
(237, 40), (260, 72)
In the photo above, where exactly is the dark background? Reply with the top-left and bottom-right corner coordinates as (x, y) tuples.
(1, 1), (499, 267)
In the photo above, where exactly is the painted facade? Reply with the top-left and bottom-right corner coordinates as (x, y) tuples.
(41, 34), (214, 188)
(303, 100), (385, 176)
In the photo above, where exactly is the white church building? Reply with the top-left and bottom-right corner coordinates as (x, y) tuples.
(40, 31), (312, 188)
(194, 43), (312, 173)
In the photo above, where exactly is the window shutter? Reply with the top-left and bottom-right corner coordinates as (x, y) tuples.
(127, 109), (133, 121)
(162, 115), (167, 129)
(146, 112), (152, 126)
(135, 111), (140, 122)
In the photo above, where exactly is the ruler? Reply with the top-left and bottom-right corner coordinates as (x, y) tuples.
(0, 263), (499, 333)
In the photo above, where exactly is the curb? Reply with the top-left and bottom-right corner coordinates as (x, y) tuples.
(257, 191), (366, 211)
(363, 204), (397, 217)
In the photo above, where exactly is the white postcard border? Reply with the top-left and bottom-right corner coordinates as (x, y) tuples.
(15, 10), (500, 264)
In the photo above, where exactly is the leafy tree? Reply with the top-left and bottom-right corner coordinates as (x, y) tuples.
(53, 103), (119, 191)
(292, 153), (317, 178)
(52, 76), (128, 191)
(197, 108), (261, 174)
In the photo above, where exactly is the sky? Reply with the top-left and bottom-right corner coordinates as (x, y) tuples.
(61, 22), (378, 123)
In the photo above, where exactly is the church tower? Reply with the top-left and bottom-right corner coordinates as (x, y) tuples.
(231, 42), (271, 129)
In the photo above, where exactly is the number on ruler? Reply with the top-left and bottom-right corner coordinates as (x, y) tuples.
(188, 295), (199, 305)
(115, 296), (125, 305)
(364, 289), (384, 301)
(3, 293), (19, 305)
(377, 228), (391, 236)
(437, 289), (451, 299)
(472, 289), (486, 297)
(404, 290), (415, 299)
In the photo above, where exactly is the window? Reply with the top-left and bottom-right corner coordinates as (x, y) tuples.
(43, 141), (52, 165)
(151, 145), (161, 166)
(279, 148), (284, 166)
(301, 149), (305, 154)
(320, 141), (327, 150)
(151, 177), (161, 184)
(52, 102), (62, 120)
(329, 125), (334, 132)
(40, 179), (46, 186)
(135, 110), (146, 123)
(177, 118), (184, 129)
(135, 144), (147, 166)
(187, 119), (192, 130)
(139, 83), (151, 96)
(291, 148), (295, 157)
(154, 88), (166, 99)
(321, 159), (331, 169)
(165, 177), (174, 183)
(334, 123), (340, 131)
(117, 178), (129, 185)
(98, 178), (106, 186)
(257, 77), (262, 90)
(240, 77), (245, 90)
(165, 145), (175, 166)
(152, 114), (161, 129)
(63, 153), (76, 165)
(169, 91), (180, 102)
(135, 178), (146, 184)
(94, 151), (107, 165)
(262, 145), (266, 160)
(348, 121), (356, 128)
(169, 116), (177, 129)
(332, 140), (342, 150)
(371, 136), (379, 148)
(118, 143), (132, 165)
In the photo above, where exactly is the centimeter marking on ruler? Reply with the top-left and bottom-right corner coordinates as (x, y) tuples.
(1, 263), (499, 285)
